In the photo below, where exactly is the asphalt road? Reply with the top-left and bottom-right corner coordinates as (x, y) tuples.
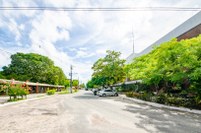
(0, 90), (201, 133)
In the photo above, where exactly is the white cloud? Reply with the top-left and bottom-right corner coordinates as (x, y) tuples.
(43, 0), (77, 7)
(26, 9), (93, 83)
(74, 50), (95, 58)
(30, 11), (72, 43)
(30, 0), (201, 83)
(1, 0), (201, 83)
(1, 0), (37, 18)
(0, 49), (11, 69)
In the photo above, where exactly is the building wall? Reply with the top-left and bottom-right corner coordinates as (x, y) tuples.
(126, 11), (201, 63)
(177, 23), (201, 41)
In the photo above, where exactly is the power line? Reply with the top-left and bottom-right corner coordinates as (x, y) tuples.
(0, 7), (201, 11)
(0, 48), (12, 55)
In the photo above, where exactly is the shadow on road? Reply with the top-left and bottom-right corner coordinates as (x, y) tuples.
(123, 105), (201, 133)
(73, 92), (100, 100)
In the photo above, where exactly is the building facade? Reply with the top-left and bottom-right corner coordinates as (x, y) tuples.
(0, 79), (65, 93)
(126, 11), (201, 63)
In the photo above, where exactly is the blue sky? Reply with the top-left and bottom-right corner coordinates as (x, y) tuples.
(0, 0), (201, 83)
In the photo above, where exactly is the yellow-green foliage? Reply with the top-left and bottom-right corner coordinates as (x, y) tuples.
(46, 89), (56, 95)
(8, 84), (28, 100)
(58, 90), (69, 94)
(127, 36), (201, 88)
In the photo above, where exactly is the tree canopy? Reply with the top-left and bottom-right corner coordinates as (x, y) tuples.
(127, 35), (201, 96)
(2, 53), (67, 85)
(88, 50), (126, 87)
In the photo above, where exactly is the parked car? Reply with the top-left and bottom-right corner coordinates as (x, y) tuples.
(92, 88), (101, 95)
(98, 89), (118, 97)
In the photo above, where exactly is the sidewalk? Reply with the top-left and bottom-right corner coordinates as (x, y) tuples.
(0, 93), (46, 104)
(119, 94), (201, 115)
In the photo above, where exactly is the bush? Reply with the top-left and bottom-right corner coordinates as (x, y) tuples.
(125, 92), (141, 98)
(139, 92), (153, 101)
(46, 89), (56, 95)
(8, 85), (28, 101)
(155, 94), (167, 104)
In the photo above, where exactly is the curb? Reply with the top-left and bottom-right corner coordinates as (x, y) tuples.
(119, 95), (201, 115)
(0, 95), (50, 107)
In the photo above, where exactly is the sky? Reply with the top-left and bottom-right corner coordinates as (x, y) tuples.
(0, 0), (201, 84)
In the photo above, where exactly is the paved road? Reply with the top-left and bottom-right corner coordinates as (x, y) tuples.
(0, 90), (201, 133)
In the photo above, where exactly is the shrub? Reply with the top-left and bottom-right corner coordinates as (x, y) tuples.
(155, 94), (167, 104)
(167, 97), (183, 105)
(139, 92), (153, 101)
(8, 85), (28, 101)
(125, 92), (141, 98)
(46, 89), (56, 95)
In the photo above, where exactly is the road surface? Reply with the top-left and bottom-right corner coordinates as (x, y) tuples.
(0, 90), (200, 133)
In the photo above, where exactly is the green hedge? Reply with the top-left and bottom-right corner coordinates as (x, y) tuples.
(46, 89), (56, 95)
(125, 91), (201, 109)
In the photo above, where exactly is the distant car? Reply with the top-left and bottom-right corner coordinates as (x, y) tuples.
(98, 89), (118, 97)
(85, 88), (88, 91)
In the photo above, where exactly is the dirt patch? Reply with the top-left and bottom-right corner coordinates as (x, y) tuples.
(89, 113), (110, 125)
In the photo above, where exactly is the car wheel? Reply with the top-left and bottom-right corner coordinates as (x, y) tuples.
(114, 93), (118, 96)
(102, 94), (106, 97)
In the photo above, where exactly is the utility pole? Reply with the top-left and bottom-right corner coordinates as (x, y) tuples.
(69, 65), (73, 93)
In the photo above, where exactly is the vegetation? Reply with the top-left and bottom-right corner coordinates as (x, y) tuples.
(124, 35), (201, 109)
(1, 53), (68, 86)
(58, 90), (69, 94)
(46, 89), (56, 95)
(87, 35), (201, 109)
(72, 79), (79, 87)
(86, 80), (94, 88)
(0, 72), (5, 79)
(87, 50), (125, 88)
(7, 84), (28, 101)
(79, 83), (85, 88)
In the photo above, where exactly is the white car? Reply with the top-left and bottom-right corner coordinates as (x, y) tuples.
(98, 89), (118, 97)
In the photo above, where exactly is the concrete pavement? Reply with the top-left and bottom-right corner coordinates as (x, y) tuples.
(0, 90), (200, 133)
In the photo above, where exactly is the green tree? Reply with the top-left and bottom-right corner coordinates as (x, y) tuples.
(0, 72), (5, 79)
(91, 50), (125, 87)
(86, 80), (94, 88)
(2, 53), (67, 85)
(72, 79), (79, 87)
(64, 79), (70, 88)
(79, 83), (85, 88)
(127, 35), (201, 96)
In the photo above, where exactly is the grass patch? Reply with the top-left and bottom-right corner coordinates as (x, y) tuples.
(58, 90), (69, 95)
(7, 98), (24, 102)
(73, 89), (78, 93)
